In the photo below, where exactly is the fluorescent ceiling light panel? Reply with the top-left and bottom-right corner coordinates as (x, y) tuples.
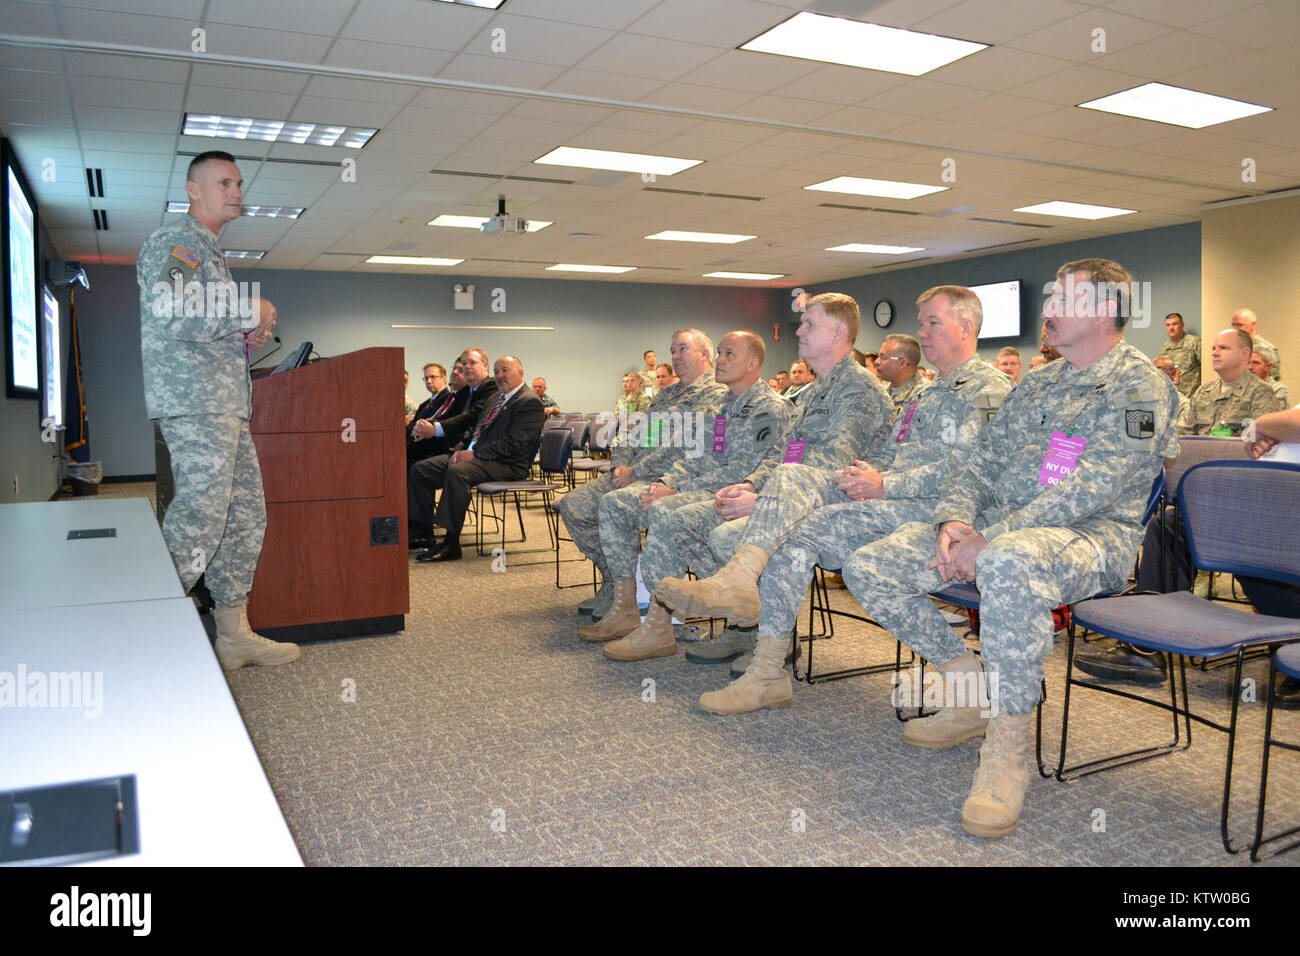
(534, 146), (701, 177)
(1014, 201), (1135, 220)
(1078, 82), (1272, 129)
(433, 0), (506, 7)
(223, 250), (266, 260)
(184, 113), (376, 148)
(805, 176), (947, 200)
(366, 255), (464, 266)
(741, 11), (987, 77)
(428, 214), (551, 231)
(547, 264), (636, 274)
(645, 231), (755, 244)
(826, 243), (925, 254)
(166, 201), (304, 219)
(703, 272), (785, 280)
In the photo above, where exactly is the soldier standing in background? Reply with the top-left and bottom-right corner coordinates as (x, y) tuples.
(138, 150), (297, 670)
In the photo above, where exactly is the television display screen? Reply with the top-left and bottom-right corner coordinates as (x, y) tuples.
(42, 285), (62, 428)
(5, 144), (39, 397)
(969, 279), (1022, 340)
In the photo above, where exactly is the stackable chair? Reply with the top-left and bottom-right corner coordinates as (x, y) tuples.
(1052, 460), (1300, 854)
(572, 414), (615, 482)
(472, 427), (572, 564)
(1252, 642), (1300, 861)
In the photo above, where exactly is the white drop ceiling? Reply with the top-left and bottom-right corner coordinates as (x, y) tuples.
(1, 0), (1298, 286)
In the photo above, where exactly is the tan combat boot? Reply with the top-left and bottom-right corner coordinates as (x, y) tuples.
(962, 712), (1033, 837)
(603, 601), (677, 661)
(902, 651), (990, 749)
(697, 636), (793, 715)
(655, 545), (769, 626)
(579, 577), (640, 642)
(213, 605), (300, 670)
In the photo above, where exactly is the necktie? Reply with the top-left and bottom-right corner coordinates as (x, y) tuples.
(433, 391), (455, 419)
(472, 395), (507, 442)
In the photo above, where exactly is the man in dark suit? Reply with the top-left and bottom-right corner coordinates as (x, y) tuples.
(409, 355), (545, 562)
(407, 361), (453, 466)
(409, 350), (499, 465)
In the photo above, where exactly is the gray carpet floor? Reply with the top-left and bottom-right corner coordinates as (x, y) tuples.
(98, 482), (1300, 866)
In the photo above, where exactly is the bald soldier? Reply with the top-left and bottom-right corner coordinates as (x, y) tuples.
(845, 258), (1178, 838)
(581, 331), (791, 660)
(875, 333), (931, 414)
(1177, 329), (1282, 436)
(138, 149), (297, 670)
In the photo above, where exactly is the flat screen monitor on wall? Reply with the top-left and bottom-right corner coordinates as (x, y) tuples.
(969, 280), (1022, 340)
(42, 285), (62, 429)
(4, 138), (39, 399)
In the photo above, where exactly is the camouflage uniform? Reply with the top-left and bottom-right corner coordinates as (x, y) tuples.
(555, 372), (727, 583)
(645, 353), (892, 589)
(750, 357), (1012, 641)
(638, 368), (658, 396)
(843, 340), (1179, 716)
(600, 381), (789, 582)
(1157, 333), (1201, 398)
(1252, 333), (1280, 381)
(1267, 378), (1291, 408)
(137, 214), (264, 607)
(1176, 372), (1282, 436)
(887, 371), (931, 416)
(615, 392), (651, 416)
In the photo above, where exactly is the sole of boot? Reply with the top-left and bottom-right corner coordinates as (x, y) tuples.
(604, 643), (677, 662)
(685, 643), (745, 664)
(579, 625), (636, 643)
(698, 694), (792, 715)
(961, 816), (1019, 838)
(656, 580), (759, 628)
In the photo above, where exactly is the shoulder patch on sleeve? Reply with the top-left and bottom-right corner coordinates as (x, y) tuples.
(171, 245), (200, 270)
(1125, 408), (1156, 440)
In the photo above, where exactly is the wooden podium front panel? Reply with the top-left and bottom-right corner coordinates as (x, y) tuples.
(247, 347), (408, 632)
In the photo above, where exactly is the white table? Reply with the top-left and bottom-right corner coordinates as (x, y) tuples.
(1, 598), (301, 866)
(0, 498), (182, 610)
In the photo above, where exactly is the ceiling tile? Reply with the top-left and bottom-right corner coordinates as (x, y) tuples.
(577, 33), (719, 81)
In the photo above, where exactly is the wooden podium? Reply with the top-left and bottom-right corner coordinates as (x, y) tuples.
(247, 347), (408, 641)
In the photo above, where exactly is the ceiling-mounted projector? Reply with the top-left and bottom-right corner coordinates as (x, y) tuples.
(480, 194), (528, 235)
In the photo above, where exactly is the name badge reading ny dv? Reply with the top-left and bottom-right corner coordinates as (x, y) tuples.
(896, 399), (919, 442)
(783, 439), (806, 463)
(1038, 431), (1088, 486)
(713, 415), (727, 453)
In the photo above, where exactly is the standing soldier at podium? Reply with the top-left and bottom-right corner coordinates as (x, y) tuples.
(137, 149), (298, 670)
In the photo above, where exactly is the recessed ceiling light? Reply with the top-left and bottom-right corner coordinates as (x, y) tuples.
(646, 231), (755, 244)
(428, 214), (551, 231)
(535, 146), (702, 177)
(546, 264), (637, 273)
(1078, 82), (1272, 129)
(166, 201), (304, 219)
(703, 271), (785, 280)
(366, 255), (465, 266)
(183, 113), (377, 148)
(223, 250), (266, 260)
(741, 11), (987, 77)
(805, 176), (948, 200)
(1013, 201), (1135, 220)
(433, 0), (506, 8)
(826, 243), (925, 254)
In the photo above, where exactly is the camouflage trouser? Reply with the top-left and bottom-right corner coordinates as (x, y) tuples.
(641, 493), (733, 593)
(843, 521), (1111, 715)
(158, 415), (266, 608)
(756, 498), (931, 639)
(737, 463), (850, 555)
(597, 481), (651, 579)
(554, 472), (615, 580)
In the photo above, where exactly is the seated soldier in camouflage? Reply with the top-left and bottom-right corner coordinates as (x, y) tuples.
(677, 286), (1012, 715)
(581, 331), (791, 660)
(844, 258), (1179, 839)
(651, 293), (894, 664)
(556, 330), (728, 620)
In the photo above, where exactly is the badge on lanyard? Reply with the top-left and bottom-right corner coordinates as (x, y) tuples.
(783, 439), (806, 463)
(1038, 431), (1087, 486)
(896, 399), (919, 442)
(713, 415), (727, 453)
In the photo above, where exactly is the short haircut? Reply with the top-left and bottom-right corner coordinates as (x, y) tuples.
(917, 285), (983, 336)
(644, 349), (655, 359)
(671, 328), (715, 364)
(461, 347), (489, 367)
(882, 333), (921, 367)
(1165, 312), (1183, 322)
(1254, 342), (1277, 366)
(423, 363), (445, 376)
(187, 150), (237, 181)
(790, 359), (809, 374)
(997, 346), (1020, 359)
(1057, 258), (1135, 330)
(807, 292), (860, 345)
(532, 375), (547, 385)
(724, 328), (766, 365)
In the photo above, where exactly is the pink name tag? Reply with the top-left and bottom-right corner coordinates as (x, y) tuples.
(783, 439), (806, 463)
(896, 399), (919, 442)
(1038, 431), (1088, 486)
(713, 415), (727, 453)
